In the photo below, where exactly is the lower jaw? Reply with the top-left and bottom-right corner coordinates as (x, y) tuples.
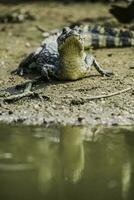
(58, 51), (83, 80)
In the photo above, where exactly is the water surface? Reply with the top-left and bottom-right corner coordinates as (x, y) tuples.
(0, 125), (134, 200)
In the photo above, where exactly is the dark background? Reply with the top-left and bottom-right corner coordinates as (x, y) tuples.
(0, 0), (127, 4)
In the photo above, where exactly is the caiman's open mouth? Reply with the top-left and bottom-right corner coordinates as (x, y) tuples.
(58, 35), (83, 53)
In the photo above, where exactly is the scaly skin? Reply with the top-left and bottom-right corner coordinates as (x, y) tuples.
(12, 25), (134, 82)
(84, 27), (134, 48)
(41, 24), (134, 49)
(13, 27), (113, 82)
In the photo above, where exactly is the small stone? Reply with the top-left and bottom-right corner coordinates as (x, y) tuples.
(107, 53), (112, 57)
(65, 94), (73, 98)
(8, 110), (13, 115)
(95, 116), (100, 120)
(51, 104), (56, 109)
(1, 61), (5, 65)
(26, 42), (30, 47)
(78, 117), (84, 122)
(101, 100), (105, 104)
(43, 32), (50, 38)
(34, 104), (40, 110)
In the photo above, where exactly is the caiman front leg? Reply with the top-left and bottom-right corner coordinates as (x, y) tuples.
(22, 63), (56, 92)
(41, 64), (56, 81)
(85, 55), (114, 77)
(11, 52), (35, 76)
(2, 63), (56, 103)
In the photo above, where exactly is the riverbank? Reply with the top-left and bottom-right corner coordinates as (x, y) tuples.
(0, 2), (134, 126)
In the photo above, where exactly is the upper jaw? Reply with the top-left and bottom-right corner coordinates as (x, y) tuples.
(57, 27), (84, 49)
(58, 35), (83, 52)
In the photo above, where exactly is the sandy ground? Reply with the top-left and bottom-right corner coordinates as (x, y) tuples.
(0, 2), (134, 126)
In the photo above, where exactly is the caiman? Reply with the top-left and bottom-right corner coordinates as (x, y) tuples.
(13, 25), (134, 83)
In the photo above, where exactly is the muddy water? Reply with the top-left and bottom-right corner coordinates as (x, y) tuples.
(0, 124), (134, 200)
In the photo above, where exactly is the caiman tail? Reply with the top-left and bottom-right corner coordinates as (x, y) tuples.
(84, 33), (134, 49)
(83, 25), (134, 49)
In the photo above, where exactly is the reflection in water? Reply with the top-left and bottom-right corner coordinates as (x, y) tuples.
(122, 162), (131, 200)
(0, 125), (134, 200)
(60, 126), (84, 183)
